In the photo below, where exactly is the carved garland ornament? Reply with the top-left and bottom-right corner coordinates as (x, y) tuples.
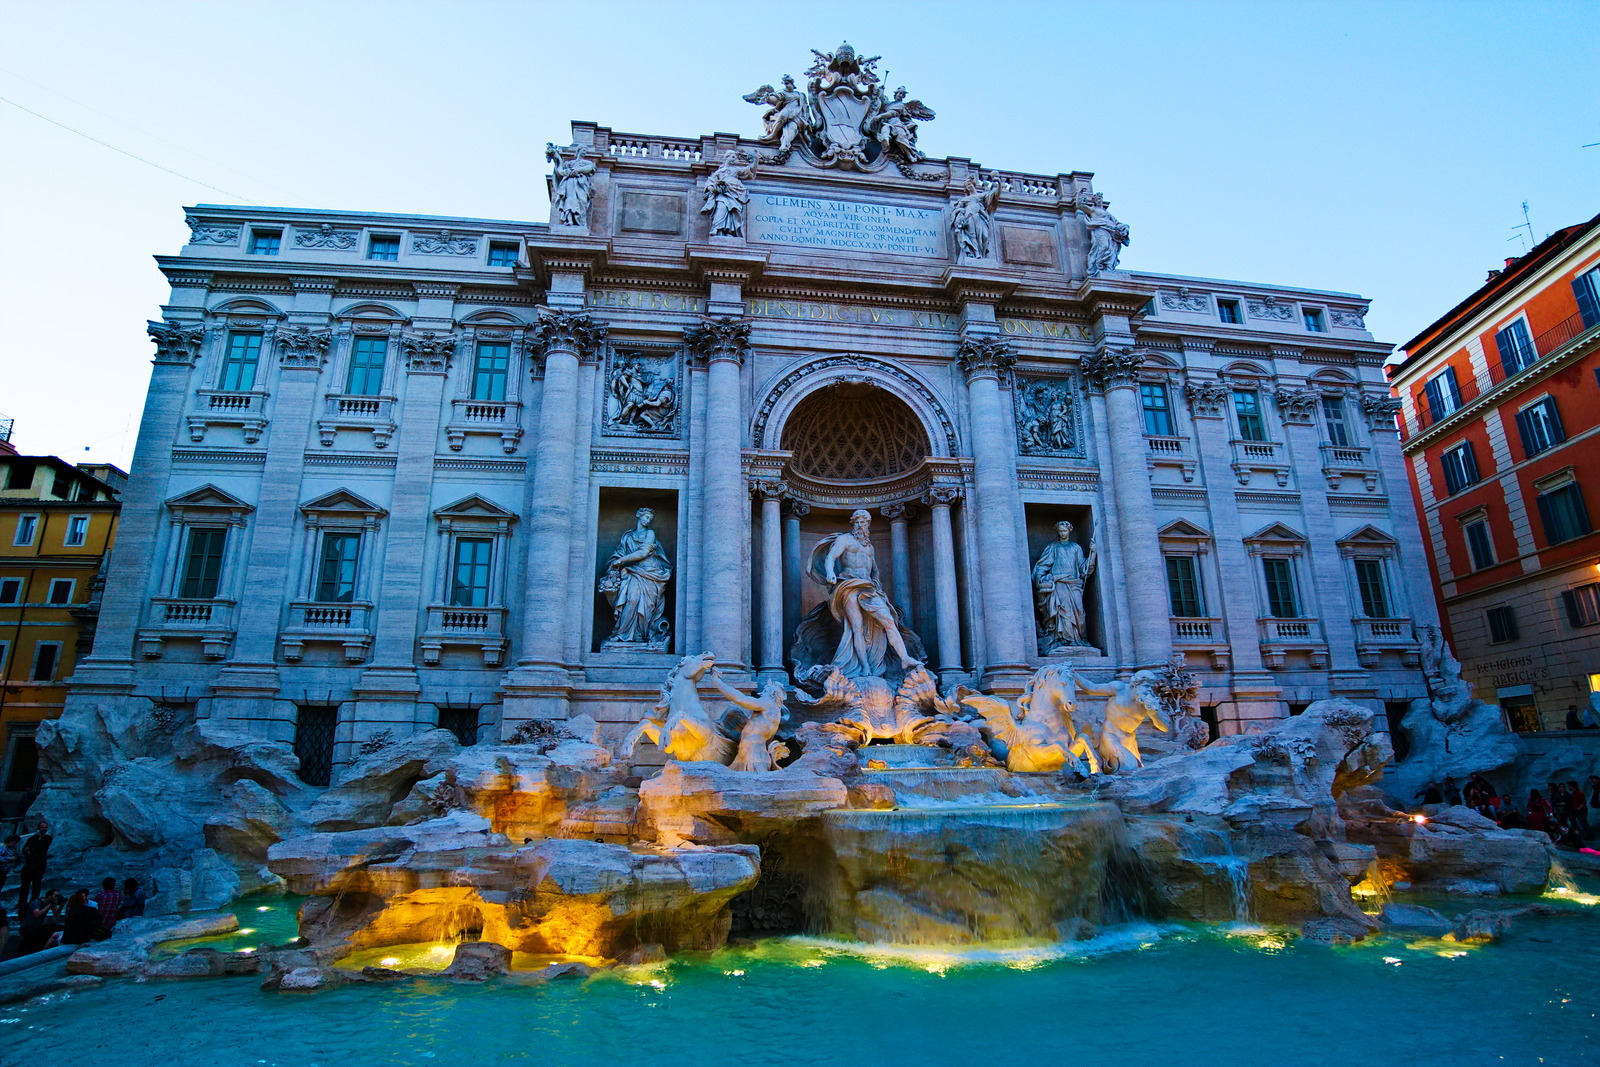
(184, 219), (239, 245)
(294, 224), (358, 250)
(684, 316), (752, 366)
(412, 229), (478, 256)
(1360, 393), (1403, 429)
(148, 320), (205, 365)
(1159, 288), (1209, 313)
(752, 354), (958, 453)
(1078, 346), (1144, 390)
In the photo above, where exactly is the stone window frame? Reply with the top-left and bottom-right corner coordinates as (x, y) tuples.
(1157, 518), (1217, 619)
(63, 513), (90, 547)
(295, 490), (388, 606)
(1455, 505), (1497, 571)
(1307, 368), (1364, 449)
(1335, 524), (1404, 621)
(422, 494), (519, 667)
(12, 513), (39, 547)
(159, 484), (253, 603)
(45, 577), (74, 606)
(320, 304), (406, 449)
(1219, 360), (1278, 444)
(190, 300), (285, 444)
(446, 313), (530, 453)
(29, 639), (62, 682)
(1243, 522), (1313, 621)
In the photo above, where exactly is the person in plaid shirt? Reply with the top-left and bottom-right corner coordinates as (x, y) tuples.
(93, 877), (123, 932)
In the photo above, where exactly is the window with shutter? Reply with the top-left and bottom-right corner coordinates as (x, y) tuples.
(1494, 320), (1536, 376)
(1565, 583), (1600, 627)
(1164, 556), (1203, 617)
(1515, 398), (1566, 458)
(1441, 443), (1479, 495)
(1574, 269), (1600, 330)
(1538, 483), (1591, 544)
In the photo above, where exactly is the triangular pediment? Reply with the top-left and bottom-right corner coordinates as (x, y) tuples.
(434, 494), (517, 521)
(1158, 518), (1212, 541)
(164, 484), (253, 511)
(1336, 523), (1397, 548)
(1244, 521), (1305, 544)
(300, 489), (387, 517)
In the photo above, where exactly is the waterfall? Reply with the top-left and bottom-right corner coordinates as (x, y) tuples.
(1190, 828), (1253, 923)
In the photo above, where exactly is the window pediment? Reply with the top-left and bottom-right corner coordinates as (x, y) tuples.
(435, 494), (518, 532)
(300, 489), (387, 521)
(1158, 518), (1213, 549)
(1336, 523), (1398, 558)
(1244, 521), (1306, 556)
(166, 483), (252, 526)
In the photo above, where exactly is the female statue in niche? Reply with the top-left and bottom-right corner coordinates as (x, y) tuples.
(1032, 519), (1097, 653)
(599, 507), (672, 649)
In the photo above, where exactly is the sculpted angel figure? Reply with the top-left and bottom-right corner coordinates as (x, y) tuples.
(949, 176), (999, 260)
(1032, 520), (1097, 652)
(547, 143), (596, 228)
(599, 507), (672, 648)
(868, 86), (935, 162)
(1079, 192), (1130, 275)
(812, 509), (922, 680)
(701, 150), (757, 237)
(742, 75), (812, 156)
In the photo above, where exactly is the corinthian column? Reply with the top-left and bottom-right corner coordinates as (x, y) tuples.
(956, 334), (1033, 687)
(922, 486), (965, 688)
(881, 502), (915, 622)
(753, 479), (787, 684)
(1081, 345), (1172, 667)
(502, 308), (607, 722)
(685, 316), (751, 673)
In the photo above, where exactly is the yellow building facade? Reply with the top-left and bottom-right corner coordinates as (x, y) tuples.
(0, 455), (122, 811)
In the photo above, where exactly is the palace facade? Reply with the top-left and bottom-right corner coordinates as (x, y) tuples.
(68, 48), (1434, 779)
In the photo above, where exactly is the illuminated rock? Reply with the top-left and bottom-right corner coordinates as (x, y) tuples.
(636, 761), (849, 846)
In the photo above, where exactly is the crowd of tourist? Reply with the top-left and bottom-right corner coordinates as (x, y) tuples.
(1416, 773), (1600, 847)
(0, 818), (147, 961)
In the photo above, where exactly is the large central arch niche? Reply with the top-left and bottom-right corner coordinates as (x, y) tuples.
(780, 382), (930, 483)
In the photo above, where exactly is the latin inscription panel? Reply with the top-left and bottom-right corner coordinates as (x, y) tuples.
(749, 193), (944, 257)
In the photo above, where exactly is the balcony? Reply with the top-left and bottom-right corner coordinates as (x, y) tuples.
(421, 604), (509, 666)
(1490, 312), (1600, 385)
(445, 398), (524, 453)
(139, 597), (237, 658)
(1257, 616), (1328, 670)
(1318, 443), (1379, 493)
(280, 601), (374, 662)
(188, 390), (269, 444)
(1230, 439), (1290, 487)
(1170, 616), (1229, 669)
(318, 394), (397, 448)
(1353, 615), (1419, 668)
(1145, 435), (1197, 483)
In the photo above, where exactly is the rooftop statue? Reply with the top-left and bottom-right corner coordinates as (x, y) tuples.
(701, 150), (757, 237)
(1078, 191), (1130, 275)
(866, 86), (935, 164)
(546, 143), (596, 229)
(949, 176), (999, 260)
(742, 76), (813, 162)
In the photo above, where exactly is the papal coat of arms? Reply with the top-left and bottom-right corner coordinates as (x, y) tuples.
(743, 42), (937, 177)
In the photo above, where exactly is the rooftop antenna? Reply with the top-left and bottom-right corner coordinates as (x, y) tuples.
(1508, 200), (1534, 252)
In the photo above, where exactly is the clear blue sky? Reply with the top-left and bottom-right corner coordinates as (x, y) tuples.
(2, 0), (1595, 468)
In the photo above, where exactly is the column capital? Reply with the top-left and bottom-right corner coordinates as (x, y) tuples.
(921, 485), (963, 507)
(528, 307), (608, 364)
(401, 330), (458, 374)
(1080, 345), (1145, 391)
(783, 498), (811, 518)
(1360, 392), (1403, 431)
(881, 502), (919, 521)
(147, 320), (204, 365)
(684, 315), (751, 366)
(955, 334), (1015, 382)
(1183, 378), (1231, 418)
(1274, 387), (1320, 425)
(276, 325), (332, 370)
(750, 478), (788, 500)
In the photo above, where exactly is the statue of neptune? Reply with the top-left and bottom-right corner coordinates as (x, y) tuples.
(1031, 519), (1097, 653)
(599, 507), (672, 649)
(809, 509), (922, 680)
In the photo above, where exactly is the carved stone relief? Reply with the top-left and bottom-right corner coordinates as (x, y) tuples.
(1184, 379), (1231, 418)
(1159, 288), (1209, 312)
(547, 143), (596, 229)
(277, 326), (332, 368)
(606, 348), (681, 437)
(185, 219), (239, 245)
(412, 230), (478, 256)
(1246, 296), (1293, 322)
(1077, 192), (1129, 276)
(1015, 376), (1082, 456)
(294, 224), (358, 250)
(1274, 388), (1320, 425)
(1330, 308), (1367, 329)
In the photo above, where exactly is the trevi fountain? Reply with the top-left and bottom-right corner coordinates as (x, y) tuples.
(5, 43), (1594, 1067)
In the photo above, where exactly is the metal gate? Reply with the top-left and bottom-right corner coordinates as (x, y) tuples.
(294, 705), (338, 787)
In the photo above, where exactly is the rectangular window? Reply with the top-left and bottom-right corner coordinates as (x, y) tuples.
(30, 642), (59, 682)
(5, 462), (33, 490)
(471, 343), (511, 402)
(487, 241), (518, 267)
(50, 471), (70, 498)
(219, 331), (262, 392)
(248, 229), (281, 256)
(1574, 268), (1600, 329)
(64, 515), (89, 547)
(1564, 582), (1600, 627)
(437, 706), (480, 747)
(1440, 442), (1480, 496)
(1321, 396), (1351, 446)
(1164, 555), (1203, 617)
(1494, 319), (1537, 376)
(12, 515), (38, 546)
(1486, 605), (1519, 644)
(1538, 483), (1591, 544)
(1464, 519), (1496, 570)
(367, 235), (400, 261)
(450, 537), (493, 607)
(1262, 557), (1299, 618)
(293, 705), (338, 788)
(0, 578), (21, 604)
(1233, 390), (1266, 441)
(1514, 397), (1566, 458)
(1217, 298), (1242, 324)
(179, 528), (227, 599)
(1353, 558), (1391, 618)
(1140, 383), (1173, 436)
(315, 532), (361, 603)
(46, 579), (73, 606)
(346, 336), (387, 396)
(1422, 367), (1462, 423)
(1303, 307), (1326, 332)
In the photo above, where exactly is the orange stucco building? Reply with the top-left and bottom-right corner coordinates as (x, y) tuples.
(1389, 213), (1600, 731)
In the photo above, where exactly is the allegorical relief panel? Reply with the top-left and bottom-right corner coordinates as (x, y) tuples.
(1015, 376), (1085, 458)
(605, 345), (681, 438)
